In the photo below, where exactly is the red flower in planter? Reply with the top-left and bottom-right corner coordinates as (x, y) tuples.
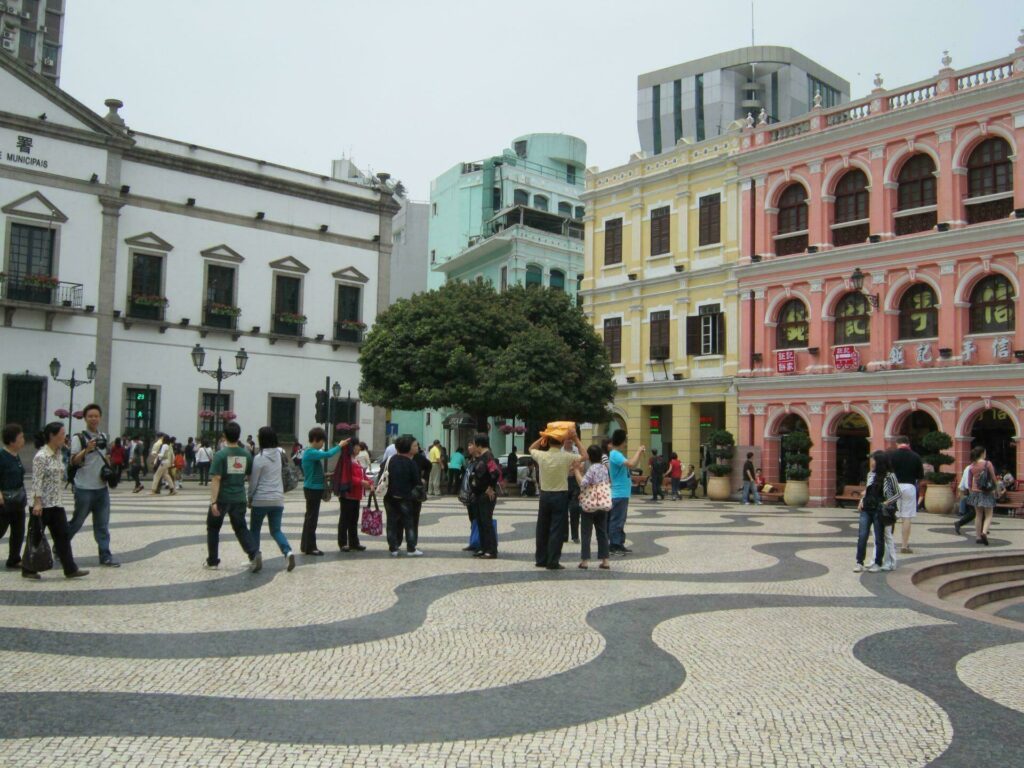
(54, 408), (70, 418)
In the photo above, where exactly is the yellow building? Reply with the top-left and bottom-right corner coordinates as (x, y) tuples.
(580, 132), (742, 466)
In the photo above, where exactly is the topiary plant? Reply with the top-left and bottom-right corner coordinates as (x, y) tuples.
(922, 431), (956, 485)
(706, 429), (735, 477)
(782, 430), (813, 481)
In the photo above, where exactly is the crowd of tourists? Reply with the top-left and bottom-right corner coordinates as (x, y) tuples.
(0, 408), (1014, 580)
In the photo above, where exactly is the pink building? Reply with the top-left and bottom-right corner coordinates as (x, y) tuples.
(734, 39), (1024, 506)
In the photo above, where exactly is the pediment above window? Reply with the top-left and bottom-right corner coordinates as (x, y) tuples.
(332, 266), (369, 284)
(124, 231), (174, 252)
(200, 244), (245, 264)
(1, 191), (69, 223)
(269, 256), (309, 274)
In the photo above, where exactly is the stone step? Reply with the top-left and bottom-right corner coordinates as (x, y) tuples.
(948, 579), (1024, 611)
(912, 553), (1024, 585)
(935, 566), (1024, 598)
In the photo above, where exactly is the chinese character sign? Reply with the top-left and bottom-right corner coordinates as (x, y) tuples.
(916, 343), (933, 364)
(16, 135), (32, 155)
(888, 345), (904, 366)
(962, 339), (977, 363)
(993, 336), (1011, 359)
(776, 349), (796, 373)
(833, 345), (860, 371)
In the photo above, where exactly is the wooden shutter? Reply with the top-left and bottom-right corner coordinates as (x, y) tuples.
(686, 315), (701, 357)
(604, 318), (621, 364)
(715, 312), (726, 355)
(699, 194), (721, 246)
(650, 206), (670, 255)
(604, 219), (622, 265)
(650, 311), (670, 359)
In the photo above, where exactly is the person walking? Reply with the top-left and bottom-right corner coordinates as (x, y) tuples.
(150, 435), (175, 495)
(67, 403), (119, 567)
(24, 422), (88, 580)
(967, 446), (999, 546)
(248, 426), (295, 572)
(953, 463), (976, 536)
(356, 442), (372, 475)
(300, 427), (344, 556)
(172, 442), (185, 490)
(109, 438), (126, 484)
(338, 441), (371, 552)
(648, 450), (666, 502)
(205, 421), (261, 572)
(382, 434), (424, 556)
(129, 436), (146, 493)
(565, 438), (583, 543)
(682, 464), (698, 498)
(854, 452), (899, 573)
(427, 439), (443, 496)
(888, 436), (924, 554)
(466, 433), (501, 559)
(668, 452), (682, 500)
(529, 426), (584, 570)
(741, 452), (762, 505)
(576, 443), (611, 571)
(608, 429), (645, 556)
(195, 440), (213, 486)
(447, 447), (466, 495)
(185, 437), (196, 477)
(506, 446), (518, 492)
(0, 423), (27, 570)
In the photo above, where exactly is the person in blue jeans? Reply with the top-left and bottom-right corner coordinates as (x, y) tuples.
(67, 403), (119, 567)
(248, 426), (295, 572)
(741, 452), (762, 505)
(855, 452), (900, 573)
(607, 429), (645, 556)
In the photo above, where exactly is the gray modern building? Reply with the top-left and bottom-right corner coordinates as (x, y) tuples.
(637, 46), (849, 155)
(389, 197), (429, 304)
(1, 0), (65, 85)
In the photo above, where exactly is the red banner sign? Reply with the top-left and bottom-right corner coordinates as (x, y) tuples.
(776, 349), (796, 373)
(833, 345), (860, 371)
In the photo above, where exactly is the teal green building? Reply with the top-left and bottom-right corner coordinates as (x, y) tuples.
(389, 133), (586, 455)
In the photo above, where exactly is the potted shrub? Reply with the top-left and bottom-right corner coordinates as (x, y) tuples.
(782, 431), (813, 507)
(922, 431), (956, 515)
(705, 429), (735, 501)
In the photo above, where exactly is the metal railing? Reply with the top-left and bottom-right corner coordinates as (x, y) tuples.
(203, 302), (239, 330)
(272, 314), (305, 336)
(334, 323), (364, 343)
(0, 275), (83, 308)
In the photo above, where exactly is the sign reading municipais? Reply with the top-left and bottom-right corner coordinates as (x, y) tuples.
(3, 134), (49, 169)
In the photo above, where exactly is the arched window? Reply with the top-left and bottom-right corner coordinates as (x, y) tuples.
(533, 195), (549, 212)
(525, 264), (543, 288)
(557, 201), (572, 217)
(898, 284), (938, 339)
(575, 205), (585, 220)
(966, 138), (1014, 224)
(832, 170), (869, 247)
(549, 269), (565, 291)
(513, 188), (529, 206)
(775, 183), (808, 256)
(895, 154), (937, 236)
(969, 274), (1015, 334)
(776, 299), (809, 349)
(834, 292), (870, 345)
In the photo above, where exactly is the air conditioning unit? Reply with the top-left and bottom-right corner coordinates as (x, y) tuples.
(2, 39), (14, 51)
(43, 56), (53, 65)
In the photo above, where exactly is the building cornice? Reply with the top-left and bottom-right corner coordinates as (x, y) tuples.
(736, 363), (1024, 393)
(0, 110), (134, 152)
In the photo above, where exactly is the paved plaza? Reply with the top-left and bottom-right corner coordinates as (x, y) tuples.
(0, 489), (1022, 767)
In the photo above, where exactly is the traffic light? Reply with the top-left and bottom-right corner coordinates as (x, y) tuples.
(315, 390), (328, 423)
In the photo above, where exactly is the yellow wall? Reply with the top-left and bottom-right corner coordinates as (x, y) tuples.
(581, 135), (742, 464)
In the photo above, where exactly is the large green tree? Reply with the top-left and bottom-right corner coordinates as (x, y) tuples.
(359, 281), (616, 425)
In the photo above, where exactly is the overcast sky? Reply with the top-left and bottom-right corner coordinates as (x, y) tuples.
(62, 0), (1018, 200)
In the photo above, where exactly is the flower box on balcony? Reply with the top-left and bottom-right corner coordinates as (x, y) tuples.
(276, 312), (307, 325)
(338, 320), (367, 330)
(25, 274), (60, 288)
(209, 303), (242, 317)
(130, 294), (169, 307)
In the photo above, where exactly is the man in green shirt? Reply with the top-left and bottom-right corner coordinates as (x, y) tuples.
(206, 421), (261, 572)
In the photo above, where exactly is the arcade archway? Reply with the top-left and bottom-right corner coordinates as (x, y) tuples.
(970, 407), (1017, 476)
(897, 411), (938, 457)
(835, 412), (870, 490)
(777, 413), (809, 481)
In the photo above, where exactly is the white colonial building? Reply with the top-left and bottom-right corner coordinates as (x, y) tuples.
(0, 54), (398, 459)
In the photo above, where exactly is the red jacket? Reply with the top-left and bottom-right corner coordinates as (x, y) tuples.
(345, 458), (366, 501)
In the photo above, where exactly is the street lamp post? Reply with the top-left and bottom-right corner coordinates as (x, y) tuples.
(191, 344), (248, 435)
(49, 357), (96, 436)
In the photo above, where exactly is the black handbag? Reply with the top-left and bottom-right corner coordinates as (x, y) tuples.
(23, 516), (54, 573)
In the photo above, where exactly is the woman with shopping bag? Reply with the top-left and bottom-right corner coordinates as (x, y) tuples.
(336, 441), (373, 551)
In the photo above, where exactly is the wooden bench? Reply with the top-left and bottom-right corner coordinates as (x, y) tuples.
(835, 485), (866, 508)
(631, 474), (649, 495)
(499, 480), (520, 497)
(760, 483), (785, 504)
(996, 490), (1024, 517)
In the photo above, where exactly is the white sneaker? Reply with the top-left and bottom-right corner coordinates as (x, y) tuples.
(203, 560), (219, 570)
(250, 553), (263, 573)
(881, 564), (894, 571)
(285, 553), (295, 572)
(407, 549), (424, 557)
(853, 564), (864, 573)
(866, 563), (881, 573)
(390, 550), (400, 558)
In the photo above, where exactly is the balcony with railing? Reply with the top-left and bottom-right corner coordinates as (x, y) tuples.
(203, 302), (240, 330)
(127, 295), (167, 321)
(272, 312), (306, 337)
(0, 274), (83, 308)
(334, 321), (365, 344)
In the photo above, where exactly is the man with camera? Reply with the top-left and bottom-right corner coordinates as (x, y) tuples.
(68, 403), (119, 567)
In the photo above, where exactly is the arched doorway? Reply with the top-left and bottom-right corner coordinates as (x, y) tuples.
(835, 412), (870, 490)
(971, 408), (1017, 476)
(898, 411), (938, 457)
(777, 414), (808, 481)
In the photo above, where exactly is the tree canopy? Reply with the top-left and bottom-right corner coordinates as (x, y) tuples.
(359, 281), (616, 425)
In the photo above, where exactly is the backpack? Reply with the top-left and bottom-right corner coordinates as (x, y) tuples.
(279, 449), (300, 493)
(976, 462), (995, 493)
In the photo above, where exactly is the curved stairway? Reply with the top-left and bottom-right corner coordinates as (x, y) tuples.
(912, 553), (1024, 620)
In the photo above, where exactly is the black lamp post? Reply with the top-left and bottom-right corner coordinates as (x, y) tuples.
(851, 267), (880, 311)
(49, 357), (97, 436)
(191, 344), (248, 434)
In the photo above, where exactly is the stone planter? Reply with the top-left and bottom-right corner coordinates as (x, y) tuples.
(924, 484), (955, 515)
(707, 475), (732, 501)
(784, 480), (810, 508)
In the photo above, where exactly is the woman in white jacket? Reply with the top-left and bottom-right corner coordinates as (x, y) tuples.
(248, 426), (295, 571)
